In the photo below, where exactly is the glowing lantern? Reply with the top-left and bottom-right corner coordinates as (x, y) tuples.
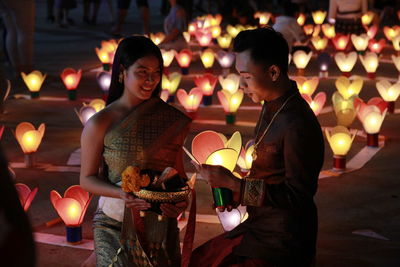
(332, 34), (350, 51)
(21, 70), (46, 98)
(15, 122), (45, 167)
(293, 77), (319, 96)
(75, 106), (96, 126)
(162, 72), (182, 102)
(392, 35), (400, 52)
(322, 23), (336, 39)
(217, 89), (244, 124)
(160, 90), (169, 102)
(311, 36), (328, 51)
(86, 99), (105, 113)
(60, 68), (82, 100)
(216, 207), (242, 231)
(361, 11), (374, 25)
(383, 26), (400, 41)
(237, 140), (255, 172)
(317, 52), (332, 78)
(1, 79), (11, 113)
(302, 92), (326, 116)
(217, 34), (232, 50)
(177, 88), (203, 118)
(161, 49), (175, 75)
(149, 32), (165, 45)
(200, 48), (215, 71)
(312, 10), (326, 25)
(95, 47), (111, 71)
(175, 49), (192, 75)
(297, 13), (306, 26)
(335, 76), (363, 99)
(376, 80), (400, 113)
(368, 39), (386, 54)
(359, 52), (379, 79)
(254, 12), (271, 26)
(15, 183), (38, 211)
(50, 185), (93, 243)
(208, 25), (221, 39)
(365, 24), (378, 39)
(334, 52), (357, 77)
(303, 24), (315, 36)
(194, 73), (218, 105)
(219, 74), (240, 94)
(226, 24), (244, 38)
(332, 92), (358, 127)
(96, 71), (111, 99)
(195, 30), (212, 47)
(183, 31), (191, 43)
(355, 97), (387, 147)
(293, 50), (313, 75)
(391, 55), (400, 76)
(351, 34), (370, 53)
(325, 126), (356, 170)
(216, 50), (235, 75)
(188, 22), (197, 36)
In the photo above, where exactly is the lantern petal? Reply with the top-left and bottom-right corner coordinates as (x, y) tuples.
(50, 190), (62, 208)
(225, 131), (242, 154)
(15, 183), (31, 206)
(205, 148), (239, 172)
(38, 123), (46, 139)
(64, 185), (90, 208)
(192, 131), (226, 164)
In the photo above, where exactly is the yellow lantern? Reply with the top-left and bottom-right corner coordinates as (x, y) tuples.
(254, 12), (271, 26)
(161, 49), (175, 68)
(176, 88), (203, 116)
(200, 48), (215, 70)
(218, 74), (240, 94)
(101, 39), (118, 54)
(392, 35), (400, 52)
(21, 70), (47, 98)
(217, 89), (244, 124)
(351, 34), (370, 52)
(383, 26), (400, 41)
(376, 80), (400, 113)
(292, 77), (319, 96)
(391, 55), (400, 73)
(322, 23), (336, 39)
(297, 13), (306, 26)
(293, 50), (313, 75)
(332, 92), (358, 127)
(325, 126), (356, 170)
(15, 122), (45, 167)
(335, 76), (363, 99)
(209, 25), (222, 38)
(334, 52), (357, 76)
(86, 99), (105, 112)
(95, 47), (112, 70)
(162, 72), (182, 101)
(311, 36), (328, 51)
(312, 10), (327, 25)
(357, 103), (387, 147)
(226, 24), (244, 38)
(217, 34), (232, 49)
(149, 32), (165, 45)
(361, 11), (375, 26)
(359, 52), (379, 79)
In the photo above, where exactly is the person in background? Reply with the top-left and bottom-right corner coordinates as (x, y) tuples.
(111, 0), (150, 37)
(83, 0), (100, 25)
(328, 0), (368, 34)
(55, 0), (77, 28)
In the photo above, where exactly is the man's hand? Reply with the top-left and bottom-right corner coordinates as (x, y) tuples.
(196, 164), (241, 193)
(161, 200), (188, 218)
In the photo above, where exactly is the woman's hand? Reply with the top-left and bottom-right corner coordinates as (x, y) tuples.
(160, 200), (188, 218)
(119, 192), (151, 211)
(196, 164), (241, 193)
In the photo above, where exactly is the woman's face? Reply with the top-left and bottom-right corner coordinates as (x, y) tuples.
(123, 55), (161, 101)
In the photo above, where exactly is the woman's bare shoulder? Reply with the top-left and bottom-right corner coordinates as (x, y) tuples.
(82, 104), (119, 138)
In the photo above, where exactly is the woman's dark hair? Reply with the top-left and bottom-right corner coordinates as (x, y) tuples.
(233, 27), (289, 74)
(106, 35), (164, 105)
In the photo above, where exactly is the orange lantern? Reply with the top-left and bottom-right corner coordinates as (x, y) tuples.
(15, 183), (38, 211)
(301, 92), (326, 116)
(50, 185), (93, 243)
(383, 26), (400, 41)
(188, 22), (197, 36)
(297, 13), (306, 26)
(332, 34), (350, 51)
(368, 39), (386, 54)
(177, 88), (203, 118)
(15, 122), (45, 167)
(161, 49), (175, 74)
(95, 47), (112, 71)
(175, 49), (192, 75)
(149, 32), (165, 45)
(254, 11), (271, 26)
(194, 73), (218, 105)
(303, 24), (315, 36)
(61, 68), (82, 100)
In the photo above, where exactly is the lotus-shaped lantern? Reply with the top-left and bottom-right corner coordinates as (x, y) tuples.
(325, 126), (357, 170)
(365, 24), (378, 39)
(195, 29), (212, 47)
(293, 50), (313, 75)
(176, 88), (203, 117)
(335, 76), (363, 99)
(322, 23), (335, 39)
(216, 50), (235, 75)
(21, 70), (47, 98)
(0, 79), (11, 113)
(332, 92), (358, 127)
(61, 68), (82, 100)
(226, 24), (244, 38)
(175, 49), (192, 75)
(50, 185), (93, 243)
(15, 183), (38, 211)
(302, 92), (326, 116)
(237, 140), (255, 172)
(200, 48), (215, 70)
(149, 32), (165, 45)
(254, 11), (271, 26)
(162, 72), (182, 102)
(368, 39), (386, 54)
(359, 52), (379, 79)
(216, 205), (248, 232)
(217, 34), (232, 50)
(334, 52), (357, 77)
(219, 74), (240, 94)
(95, 47), (112, 70)
(311, 36), (328, 51)
(312, 10), (326, 25)
(195, 73), (217, 105)
(361, 11), (375, 25)
(383, 26), (400, 41)
(15, 122), (45, 167)
(293, 77), (319, 96)
(217, 89), (244, 124)
(161, 49), (175, 74)
(376, 79), (400, 113)
(297, 13), (306, 26)
(351, 34), (370, 53)
(332, 34), (350, 51)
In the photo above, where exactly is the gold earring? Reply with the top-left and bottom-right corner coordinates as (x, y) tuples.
(118, 73), (123, 83)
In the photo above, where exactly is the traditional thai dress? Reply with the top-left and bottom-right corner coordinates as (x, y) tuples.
(190, 82), (325, 267)
(93, 97), (191, 267)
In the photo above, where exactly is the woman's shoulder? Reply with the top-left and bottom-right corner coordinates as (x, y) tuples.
(82, 104), (119, 136)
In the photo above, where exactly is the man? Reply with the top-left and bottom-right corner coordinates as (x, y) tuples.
(190, 27), (324, 267)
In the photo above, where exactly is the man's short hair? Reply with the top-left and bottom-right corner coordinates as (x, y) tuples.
(233, 27), (289, 74)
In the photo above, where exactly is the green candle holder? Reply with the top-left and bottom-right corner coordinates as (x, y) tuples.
(212, 187), (233, 208)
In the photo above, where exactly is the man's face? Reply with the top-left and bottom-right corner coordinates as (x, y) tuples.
(235, 50), (274, 103)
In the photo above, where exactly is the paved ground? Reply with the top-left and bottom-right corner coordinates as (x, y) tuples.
(1, 1), (400, 266)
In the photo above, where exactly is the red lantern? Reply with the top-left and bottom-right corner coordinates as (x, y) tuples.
(15, 183), (38, 211)
(332, 34), (350, 51)
(368, 39), (386, 54)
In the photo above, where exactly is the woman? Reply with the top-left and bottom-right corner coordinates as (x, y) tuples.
(159, 0), (188, 50)
(80, 36), (191, 267)
(328, 0), (368, 34)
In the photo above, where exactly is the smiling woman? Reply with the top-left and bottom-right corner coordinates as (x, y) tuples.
(80, 36), (192, 267)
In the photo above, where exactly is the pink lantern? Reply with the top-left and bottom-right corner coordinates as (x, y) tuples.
(365, 24), (378, 39)
(332, 34), (350, 51)
(191, 131), (225, 164)
(175, 49), (193, 75)
(368, 39), (386, 54)
(15, 183), (38, 211)
(195, 29), (212, 47)
(0, 125), (4, 139)
(176, 88), (203, 118)
(61, 68), (82, 100)
(194, 73), (218, 105)
(50, 185), (93, 243)
(301, 92), (327, 116)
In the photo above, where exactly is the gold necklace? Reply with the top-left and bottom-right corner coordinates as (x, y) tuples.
(252, 93), (296, 161)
